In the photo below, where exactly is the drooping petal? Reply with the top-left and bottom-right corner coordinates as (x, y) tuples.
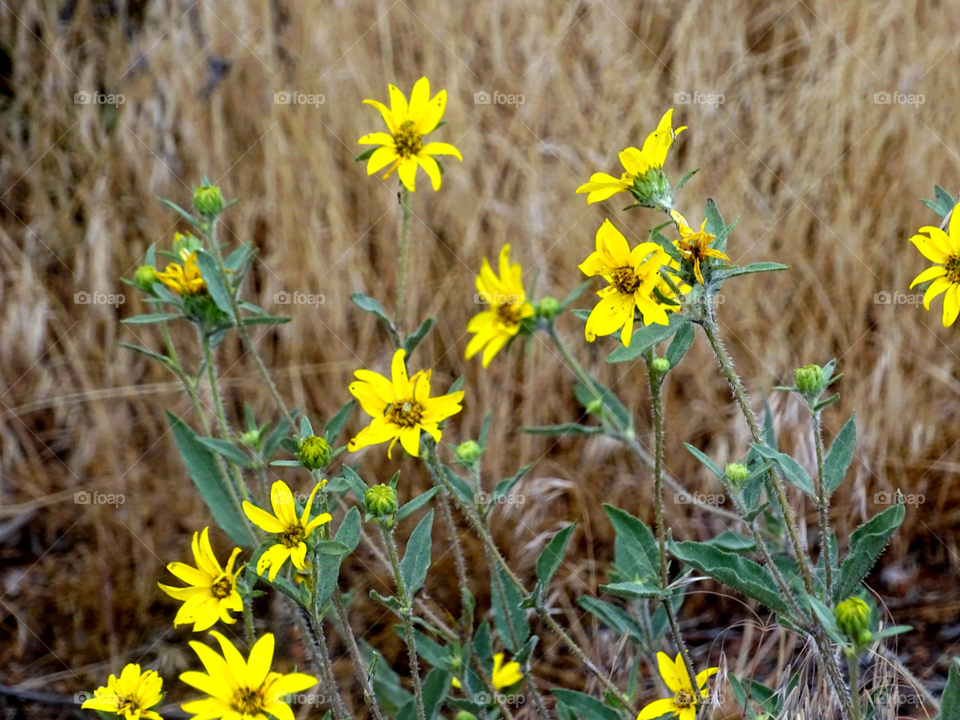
(167, 562), (213, 588)
(481, 331), (511, 367)
(400, 426), (422, 457)
(923, 276), (952, 310)
(910, 235), (948, 263)
(366, 146), (400, 175)
(944, 283), (960, 327)
(417, 154), (442, 191)
(637, 698), (678, 720)
(420, 142), (462, 160)
(696, 666), (720, 690)
(910, 264), (947, 288)
(362, 99), (397, 134)
(397, 157), (418, 192)
(243, 502), (284, 534)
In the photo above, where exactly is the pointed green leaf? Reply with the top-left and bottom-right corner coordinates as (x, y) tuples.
(396, 486), (442, 523)
(194, 250), (235, 315)
(824, 414), (856, 495)
(833, 503), (905, 603)
(122, 313), (183, 325)
(552, 689), (621, 720)
(749, 444), (815, 496)
(604, 505), (659, 583)
(605, 314), (688, 364)
(400, 509), (434, 596)
(324, 400), (355, 443)
(536, 523), (576, 586)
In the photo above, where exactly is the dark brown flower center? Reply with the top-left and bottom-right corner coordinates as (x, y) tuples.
(387, 399), (423, 428)
(282, 526), (305, 548)
(233, 687), (266, 715)
(611, 267), (640, 294)
(394, 122), (423, 159)
(495, 302), (523, 326)
(946, 253), (960, 284)
(211, 575), (233, 599)
(674, 689), (695, 708)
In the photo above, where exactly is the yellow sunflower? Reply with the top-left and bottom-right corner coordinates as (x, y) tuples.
(81, 663), (164, 720)
(576, 110), (686, 204)
(242, 481), (331, 582)
(156, 249), (206, 296)
(670, 210), (729, 286)
(910, 203), (960, 326)
(466, 245), (535, 367)
(348, 348), (464, 458)
(158, 527), (244, 632)
(637, 652), (718, 720)
(359, 77), (463, 192)
(580, 219), (672, 346)
(180, 632), (317, 720)
(452, 652), (522, 690)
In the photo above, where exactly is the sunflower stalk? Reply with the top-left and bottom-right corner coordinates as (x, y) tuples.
(396, 186), (412, 334)
(812, 410), (833, 599)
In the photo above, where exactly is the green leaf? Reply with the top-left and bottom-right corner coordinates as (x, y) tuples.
(518, 423), (603, 436)
(315, 507), (361, 606)
(355, 147), (378, 163)
(536, 524), (576, 586)
(671, 540), (792, 616)
(324, 400), (355, 443)
(704, 198), (739, 254)
(197, 437), (254, 468)
(224, 243), (254, 273)
(572, 308), (591, 321)
(712, 262), (789, 283)
(552, 689), (621, 720)
(604, 505), (659, 583)
(156, 197), (202, 227)
(122, 312), (183, 325)
(606, 315), (688, 364)
(477, 412), (493, 449)
(649, 231), (683, 263)
(559, 280), (593, 312)
(577, 596), (645, 645)
(195, 250), (235, 315)
(350, 292), (398, 333)
(573, 380), (633, 430)
(242, 315), (290, 326)
(804, 593), (845, 646)
(441, 464), (475, 506)
(824, 414), (857, 494)
(599, 580), (662, 599)
(491, 565), (529, 653)
(300, 415), (314, 438)
(493, 463), (533, 500)
(403, 317), (437, 357)
(684, 443), (725, 479)
(118, 342), (170, 364)
(341, 466), (369, 508)
(833, 503), (905, 603)
(704, 531), (756, 552)
(674, 167), (700, 192)
(749, 444), (815, 496)
(396, 486), (442, 522)
(362, 641), (412, 715)
(400, 510), (434, 596)
(666, 322), (695, 368)
(167, 412), (249, 546)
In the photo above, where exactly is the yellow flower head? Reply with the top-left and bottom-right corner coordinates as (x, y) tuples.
(671, 210), (730, 286)
(466, 245), (535, 367)
(637, 652), (718, 720)
(180, 631), (317, 720)
(579, 219), (673, 347)
(242, 481), (331, 582)
(348, 348), (464, 458)
(909, 203), (960, 326)
(158, 527), (244, 632)
(81, 663), (164, 720)
(156, 248), (207, 296)
(359, 77), (463, 192)
(452, 652), (522, 691)
(577, 109), (686, 204)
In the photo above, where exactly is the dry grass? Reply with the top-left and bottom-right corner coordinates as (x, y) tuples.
(2, 0), (959, 717)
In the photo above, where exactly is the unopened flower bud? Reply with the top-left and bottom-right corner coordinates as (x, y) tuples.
(455, 712), (477, 720)
(536, 296), (561, 320)
(725, 463), (750, 486)
(193, 185), (224, 216)
(651, 357), (670, 374)
(629, 167), (673, 210)
(455, 440), (482, 465)
(298, 435), (331, 470)
(585, 398), (603, 415)
(835, 597), (872, 645)
(135, 265), (158, 293)
(795, 364), (826, 398)
(365, 484), (398, 517)
(240, 429), (261, 448)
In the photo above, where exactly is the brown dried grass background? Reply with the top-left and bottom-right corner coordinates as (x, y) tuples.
(2, 0), (959, 716)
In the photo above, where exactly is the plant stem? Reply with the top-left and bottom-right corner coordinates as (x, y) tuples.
(644, 351), (698, 698)
(812, 411), (833, 600)
(242, 596), (255, 647)
(421, 443), (633, 711)
(381, 526), (427, 720)
(437, 490), (471, 633)
(846, 652), (862, 720)
(396, 186), (412, 332)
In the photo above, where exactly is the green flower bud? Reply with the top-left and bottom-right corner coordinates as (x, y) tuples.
(455, 440), (482, 465)
(365, 484), (398, 517)
(455, 712), (478, 720)
(629, 168), (673, 211)
(240, 429), (262, 448)
(134, 265), (158, 293)
(835, 597), (871, 645)
(794, 364), (826, 398)
(585, 398), (603, 415)
(298, 435), (332, 470)
(536, 296), (561, 320)
(651, 357), (671, 374)
(193, 185), (224, 216)
(725, 463), (750, 486)
(173, 231), (203, 256)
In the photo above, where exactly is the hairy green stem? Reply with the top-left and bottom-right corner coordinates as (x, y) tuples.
(812, 411), (833, 599)
(396, 186), (412, 332)
(437, 490), (471, 631)
(847, 652), (862, 720)
(294, 603), (347, 720)
(381, 526), (427, 720)
(242, 596), (255, 647)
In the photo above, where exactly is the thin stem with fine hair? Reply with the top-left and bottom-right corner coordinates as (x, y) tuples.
(396, 186), (412, 331)
(812, 410), (833, 600)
